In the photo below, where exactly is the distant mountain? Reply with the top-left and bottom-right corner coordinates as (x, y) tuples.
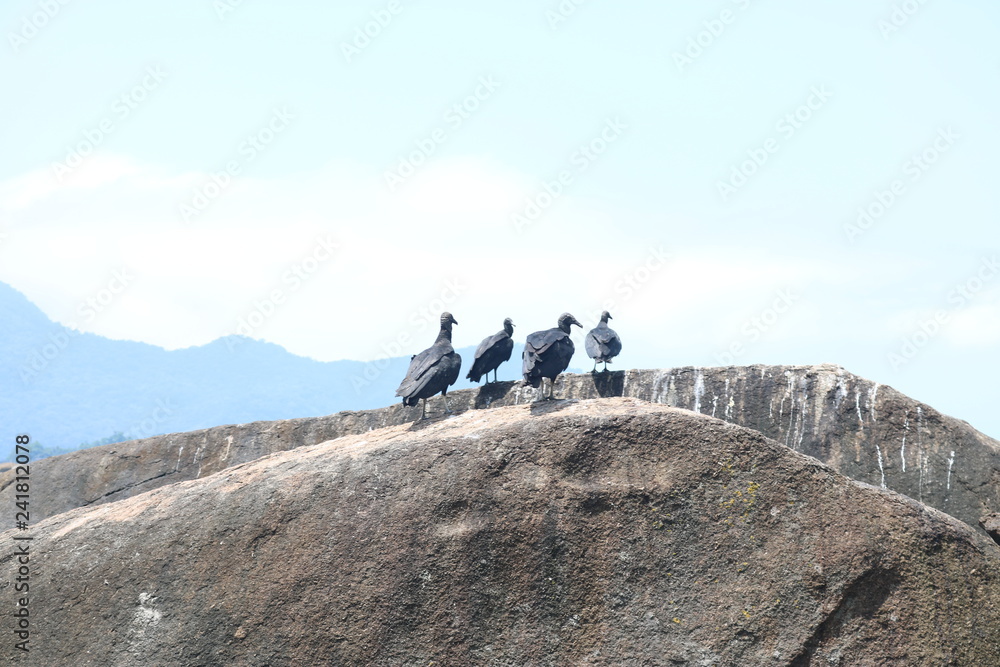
(0, 282), (528, 460)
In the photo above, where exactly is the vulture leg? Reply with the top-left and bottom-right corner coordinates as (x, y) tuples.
(420, 398), (427, 420)
(592, 360), (598, 372)
(443, 394), (452, 413)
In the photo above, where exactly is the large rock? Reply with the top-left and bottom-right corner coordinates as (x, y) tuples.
(3, 365), (998, 536)
(981, 513), (1000, 545)
(2, 399), (998, 665)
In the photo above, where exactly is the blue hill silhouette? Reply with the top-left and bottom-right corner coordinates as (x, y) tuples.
(0, 282), (524, 460)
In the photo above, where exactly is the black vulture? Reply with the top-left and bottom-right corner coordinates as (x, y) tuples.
(466, 317), (515, 384)
(585, 310), (622, 372)
(395, 312), (462, 419)
(522, 312), (582, 400)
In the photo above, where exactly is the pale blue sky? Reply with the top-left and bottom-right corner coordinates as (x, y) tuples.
(1, 1), (998, 435)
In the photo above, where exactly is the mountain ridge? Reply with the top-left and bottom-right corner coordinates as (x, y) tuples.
(0, 281), (526, 458)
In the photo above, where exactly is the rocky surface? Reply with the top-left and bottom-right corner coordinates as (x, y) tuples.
(2, 399), (998, 665)
(981, 513), (1000, 545)
(4, 365), (998, 536)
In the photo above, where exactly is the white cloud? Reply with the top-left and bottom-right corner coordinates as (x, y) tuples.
(390, 156), (528, 217)
(943, 303), (1000, 346)
(0, 153), (978, 367)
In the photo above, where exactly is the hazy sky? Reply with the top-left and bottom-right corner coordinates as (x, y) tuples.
(2, 1), (998, 434)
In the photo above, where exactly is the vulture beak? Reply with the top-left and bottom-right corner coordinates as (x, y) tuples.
(572, 318), (583, 328)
